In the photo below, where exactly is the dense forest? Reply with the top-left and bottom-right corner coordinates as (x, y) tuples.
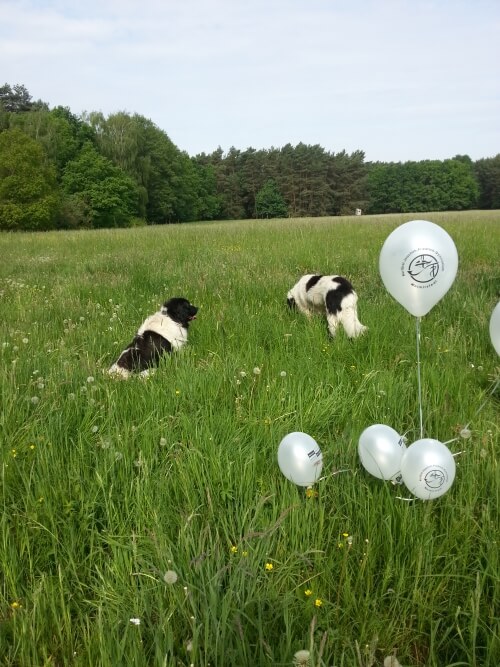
(1, 83), (499, 231)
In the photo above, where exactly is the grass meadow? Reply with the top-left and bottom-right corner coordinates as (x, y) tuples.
(0, 210), (499, 667)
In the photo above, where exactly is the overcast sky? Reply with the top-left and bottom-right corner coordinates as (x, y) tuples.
(2, 0), (499, 162)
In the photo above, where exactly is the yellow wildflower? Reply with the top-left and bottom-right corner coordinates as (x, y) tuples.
(314, 598), (323, 607)
(265, 562), (273, 571)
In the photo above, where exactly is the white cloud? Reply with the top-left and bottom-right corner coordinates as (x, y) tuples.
(1, 0), (499, 160)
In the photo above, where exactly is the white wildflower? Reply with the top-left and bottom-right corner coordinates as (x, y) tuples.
(129, 618), (141, 626)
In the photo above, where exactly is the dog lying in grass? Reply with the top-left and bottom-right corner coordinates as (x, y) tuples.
(287, 274), (367, 338)
(108, 297), (198, 378)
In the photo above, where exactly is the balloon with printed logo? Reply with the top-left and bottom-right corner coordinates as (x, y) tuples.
(379, 220), (458, 317)
(489, 301), (500, 356)
(277, 432), (323, 487)
(358, 424), (406, 483)
(400, 438), (456, 500)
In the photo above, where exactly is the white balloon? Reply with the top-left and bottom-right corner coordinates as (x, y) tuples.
(277, 432), (323, 487)
(400, 438), (456, 500)
(489, 301), (500, 356)
(358, 424), (406, 483)
(379, 220), (458, 317)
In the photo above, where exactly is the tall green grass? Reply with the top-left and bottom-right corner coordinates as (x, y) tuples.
(0, 211), (499, 666)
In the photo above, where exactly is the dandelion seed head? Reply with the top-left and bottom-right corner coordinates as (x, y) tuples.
(159, 437), (167, 446)
(280, 370), (287, 377)
(22, 338), (29, 344)
(30, 396), (39, 405)
(253, 367), (261, 375)
(293, 649), (311, 665)
(460, 427), (471, 439)
(163, 570), (178, 584)
(384, 657), (402, 667)
(87, 376), (95, 383)
(91, 426), (99, 433)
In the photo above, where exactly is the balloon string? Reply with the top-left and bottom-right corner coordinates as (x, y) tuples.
(317, 469), (350, 482)
(463, 375), (500, 431)
(415, 316), (424, 439)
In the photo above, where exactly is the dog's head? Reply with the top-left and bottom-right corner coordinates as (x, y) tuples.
(286, 290), (296, 309)
(161, 297), (198, 326)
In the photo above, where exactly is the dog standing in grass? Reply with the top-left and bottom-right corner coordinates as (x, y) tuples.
(287, 274), (367, 338)
(109, 297), (198, 378)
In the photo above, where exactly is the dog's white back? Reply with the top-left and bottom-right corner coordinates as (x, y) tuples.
(138, 312), (188, 350)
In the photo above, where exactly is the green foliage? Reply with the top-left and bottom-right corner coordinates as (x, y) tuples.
(255, 179), (288, 218)
(0, 83), (498, 233)
(7, 106), (92, 176)
(0, 128), (60, 231)
(0, 83), (34, 112)
(367, 159), (479, 214)
(88, 112), (215, 223)
(61, 142), (139, 228)
(474, 154), (500, 209)
(197, 143), (369, 220)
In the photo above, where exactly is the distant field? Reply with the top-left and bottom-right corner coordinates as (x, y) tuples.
(0, 210), (499, 666)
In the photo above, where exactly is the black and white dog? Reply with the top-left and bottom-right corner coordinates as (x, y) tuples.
(109, 297), (198, 378)
(287, 274), (367, 338)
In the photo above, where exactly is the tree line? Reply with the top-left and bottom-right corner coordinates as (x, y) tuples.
(1, 83), (499, 231)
